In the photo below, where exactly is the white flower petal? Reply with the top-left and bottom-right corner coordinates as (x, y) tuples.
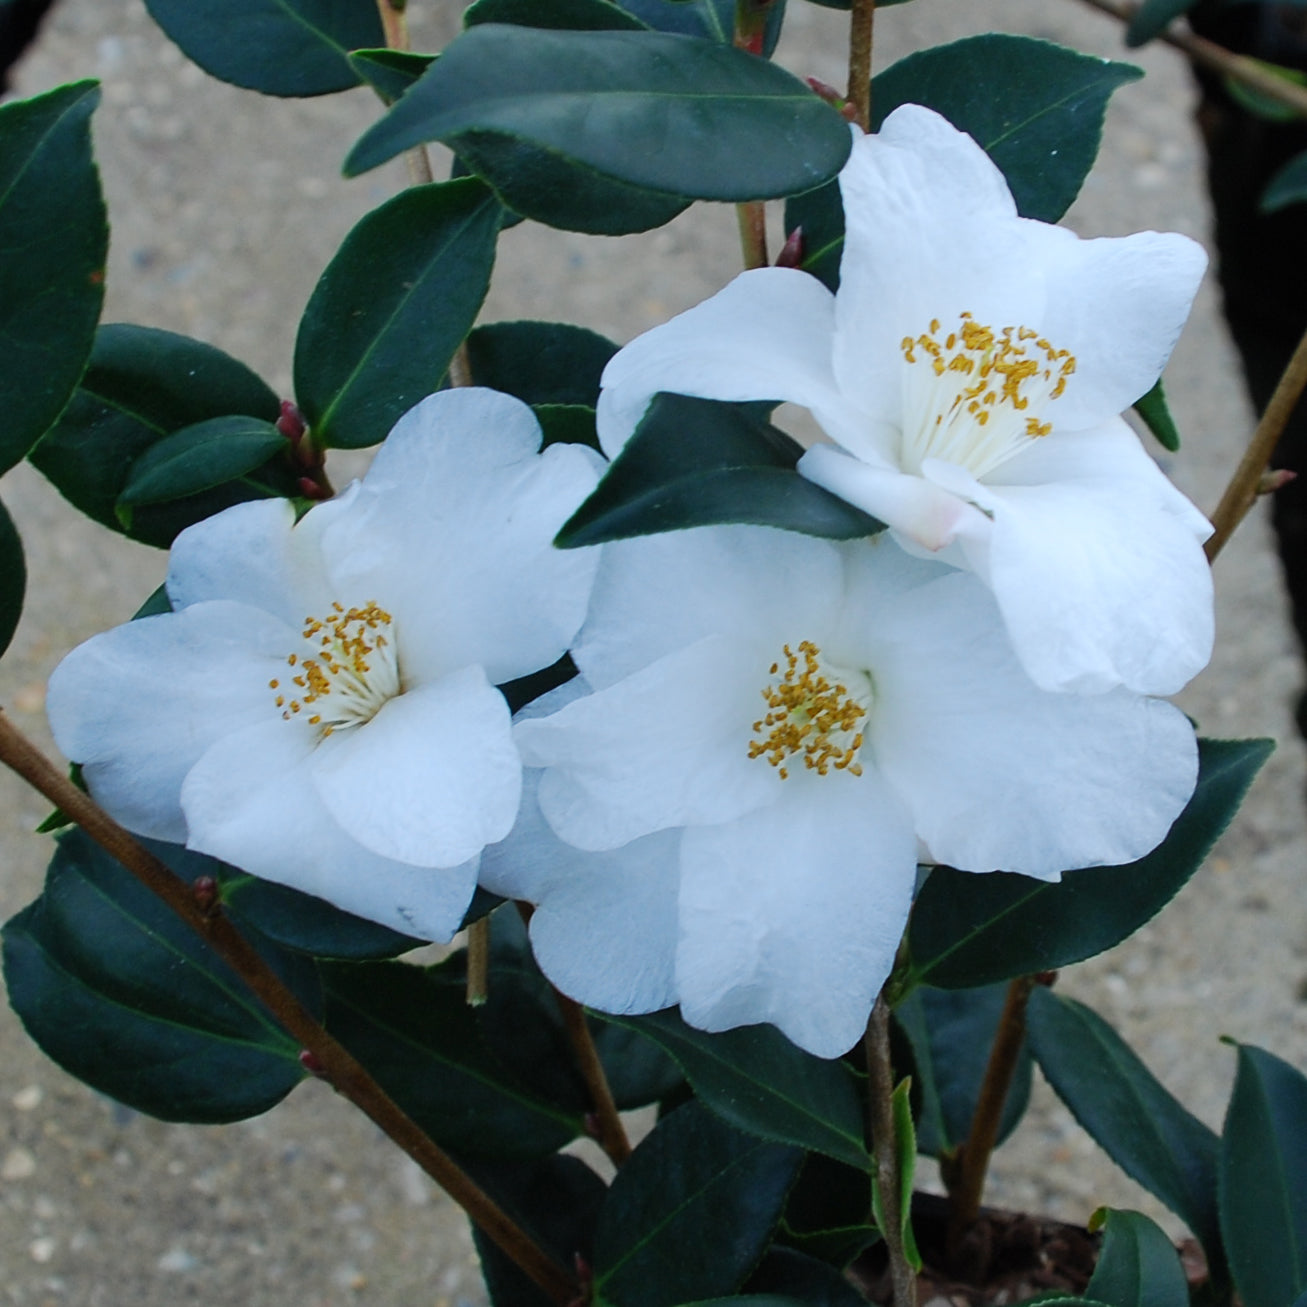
(1025, 223), (1207, 429)
(854, 565), (1200, 877)
(310, 665), (520, 868)
(181, 717), (477, 941)
(480, 770), (680, 1015)
(321, 389), (602, 686)
(519, 635), (776, 850)
(573, 525), (844, 691)
(596, 267), (857, 457)
(675, 773), (917, 1059)
(47, 601), (296, 842)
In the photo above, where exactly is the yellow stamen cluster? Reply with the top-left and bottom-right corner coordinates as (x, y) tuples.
(271, 600), (394, 736)
(748, 641), (866, 781)
(897, 313), (1076, 479)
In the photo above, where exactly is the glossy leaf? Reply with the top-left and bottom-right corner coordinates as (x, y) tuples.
(895, 983), (1032, 1158)
(1027, 987), (1222, 1267)
(593, 1100), (802, 1307)
(908, 737), (1273, 989)
(30, 324), (289, 548)
(1134, 378), (1181, 452)
(117, 416), (285, 508)
(465, 320), (618, 408)
(320, 959), (582, 1159)
(142, 0), (384, 96)
(786, 35), (1141, 290)
(1263, 148), (1307, 214)
(745, 1248), (868, 1307)
(556, 393), (881, 547)
(1220, 1043), (1307, 1307)
(294, 179), (499, 449)
(1085, 1208), (1191, 1307)
(617, 0), (787, 56)
(0, 81), (107, 475)
(470, 1154), (607, 1307)
(1126, 0), (1198, 46)
(674, 1300), (805, 1307)
(2, 828), (312, 1122)
(0, 497), (24, 659)
(778, 1153), (876, 1269)
(606, 1008), (869, 1169)
(465, 0), (647, 31)
(348, 49), (434, 105)
(345, 26), (850, 204)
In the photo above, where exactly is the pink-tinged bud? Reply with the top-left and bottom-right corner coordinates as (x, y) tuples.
(1035, 970), (1059, 988)
(806, 77), (846, 110)
(299, 1049), (327, 1078)
(1260, 468), (1298, 496)
(276, 400), (307, 445)
(192, 875), (219, 914)
(565, 1252), (594, 1307)
(297, 476), (331, 501)
(776, 226), (805, 269)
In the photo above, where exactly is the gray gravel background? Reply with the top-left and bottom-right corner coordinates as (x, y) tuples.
(0, 1), (1303, 1303)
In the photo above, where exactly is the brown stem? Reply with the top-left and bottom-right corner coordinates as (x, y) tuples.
(866, 994), (917, 1307)
(554, 992), (633, 1166)
(1078, 0), (1307, 119)
(466, 916), (490, 1006)
(373, 0), (434, 185)
(0, 711), (577, 1306)
(735, 202), (769, 270)
(946, 975), (1036, 1250)
(1206, 319), (1307, 562)
(847, 0), (876, 132)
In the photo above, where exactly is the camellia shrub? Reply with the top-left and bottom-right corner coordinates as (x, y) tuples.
(0, 1), (1304, 1304)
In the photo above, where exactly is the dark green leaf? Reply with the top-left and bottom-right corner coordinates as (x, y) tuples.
(142, 0), (384, 96)
(0, 496), (24, 659)
(617, 0), (787, 56)
(1125, 0), (1197, 45)
(0, 81), (107, 475)
(535, 404), (601, 451)
(320, 959), (582, 1159)
(1027, 988), (1222, 1269)
(2, 828), (311, 1122)
(1220, 1043), (1307, 1307)
(908, 737), (1273, 989)
(606, 1008), (869, 1170)
(593, 1099), (802, 1307)
(465, 0), (648, 31)
(345, 27), (850, 204)
(117, 416), (284, 507)
(895, 983), (1032, 1157)
(778, 1153), (876, 1268)
(294, 178), (499, 449)
(556, 393), (882, 547)
(1262, 149), (1307, 214)
(673, 1300), (806, 1307)
(1224, 61), (1307, 124)
(1086, 1208), (1191, 1307)
(745, 1248), (868, 1307)
(30, 324), (288, 547)
(465, 320), (618, 407)
(348, 49), (434, 105)
(470, 1154), (607, 1307)
(1134, 378), (1181, 452)
(787, 36), (1141, 291)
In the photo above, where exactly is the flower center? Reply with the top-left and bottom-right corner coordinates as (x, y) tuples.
(748, 640), (870, 780)
(269, 600), (400, 738)
(898, 312), (1077, 479)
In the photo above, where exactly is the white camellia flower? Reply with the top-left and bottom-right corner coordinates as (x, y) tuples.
(596, 104), (1214, 697)
(481, 526), (1199, 1058)
(47, 388), (602, 941)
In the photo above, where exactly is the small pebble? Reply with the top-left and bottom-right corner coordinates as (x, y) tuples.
(3, 1148), (37, 1181)
(157, 1247), (198, 1273)
(12, 1085), (43, 1112)
(29, 1237), (55, 1264)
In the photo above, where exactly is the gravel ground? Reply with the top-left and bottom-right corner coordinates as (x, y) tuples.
(0, 2), (1303, 1303)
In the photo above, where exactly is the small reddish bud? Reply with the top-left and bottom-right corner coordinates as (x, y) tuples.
(806, 77), (846, 109)
(565, 1252), (595, 1307)
(776, 225), (805, 269)
(297, 475), (331, 501)
(1259, 468), (1298, 496)
(191, 875), (219, 915)
(276, 400), (307, 446)
(1035, 970), (1059, 988)
(299, 1049), (327, 1078)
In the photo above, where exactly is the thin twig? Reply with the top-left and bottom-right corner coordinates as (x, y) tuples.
(1206, 319), (1307, 561)
(466, 917), (490, 1005)
(1078, 0), (1307, 119)
(554, 992), (633, 1166)
(735, 202), (769, 270)
(373, 0), (434, 184)
(847, 0), (876, 132)
(0, 711), (577, 1307)
(866, 994), (917, 1307)
(946, 975), (1036, 1250)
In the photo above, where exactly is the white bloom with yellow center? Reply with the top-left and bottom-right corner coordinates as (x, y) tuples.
(481, 526), (1198, 1058)
(596, 105), (1213, 697)
(47, 388), (602, 940)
